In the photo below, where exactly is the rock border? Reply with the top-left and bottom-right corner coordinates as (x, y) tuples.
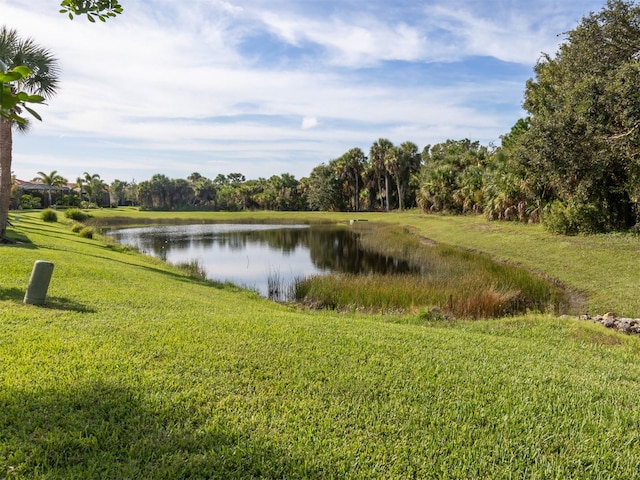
(578, 312), (640, 335)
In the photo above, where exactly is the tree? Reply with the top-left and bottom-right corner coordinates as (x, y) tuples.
(75, 176), (85, 204)
(33, 170), (67, 207)
(369, 138), (394, 211)
(60, 0), (123, 22)
(0, 27), (59, 241)
(418, 139), (489, 213)
(188, 173), (216, 209)
(171, 178), (195, 208)
(360, 162), (379, 211)
(307, 163), (344, 211)
(520, 0), (640, 232)
(110, 179), (138, 206)
(482, 118), (548, 222)
(385, 141), (420, 211)
(335, 148), (367, 212)
(83, 172), (106, 206)
(137, 174), (173, 210)
(260, 174), (301, 211)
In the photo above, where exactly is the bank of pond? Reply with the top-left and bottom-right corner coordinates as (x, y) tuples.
(104, 220), (574, 318)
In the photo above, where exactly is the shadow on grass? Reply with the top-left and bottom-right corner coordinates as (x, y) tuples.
(10, 223), (78, 243)
(3, 229), (35, 248)
(0, 381), (317, 479)
(41, 296), (97, 313)
(0, 287), (24, 302)
(67, 246), (248, 293)
(0, 288), (95, 313)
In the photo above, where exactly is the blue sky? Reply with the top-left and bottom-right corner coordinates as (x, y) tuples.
(4, 0), (605, 184)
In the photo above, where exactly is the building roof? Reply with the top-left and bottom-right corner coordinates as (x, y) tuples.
(14, 179), (72, 192)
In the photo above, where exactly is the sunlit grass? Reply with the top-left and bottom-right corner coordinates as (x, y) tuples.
(3, 210), (640, 477)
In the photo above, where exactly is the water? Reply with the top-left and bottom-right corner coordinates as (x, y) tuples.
(106, 223), (417, 298)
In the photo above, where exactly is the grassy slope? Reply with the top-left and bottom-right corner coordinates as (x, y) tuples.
(2, 210), (640, 478)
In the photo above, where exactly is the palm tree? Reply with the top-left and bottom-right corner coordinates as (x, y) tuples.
(33, 170), (67, 207)
(385, 141), (420, 211)
(369, 138), (393, 211)
(83, 172), (106, 206)
(75, 176), (84, 205)
(0, 26), (59, 240)
(335, 148), (366, 212)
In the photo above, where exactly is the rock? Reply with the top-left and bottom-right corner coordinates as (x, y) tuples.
(619, 321), (632, 334)
(578, 312), (640, 336)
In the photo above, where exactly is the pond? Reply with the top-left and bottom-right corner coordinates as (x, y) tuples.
(106, 223), (417, 299)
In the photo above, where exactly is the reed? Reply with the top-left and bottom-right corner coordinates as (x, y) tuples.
(295, 223), (571, 318)
(267, 267), (285, 301)
(174, 259), (208, 280)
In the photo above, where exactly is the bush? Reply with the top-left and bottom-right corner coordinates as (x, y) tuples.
(41, 208), (58, 222)
(70, 222), (84, 233)
(65, 208), (89, 222)
(629, 224), (640, 235)
(78, 226), (94, 239)
(20, 194), (41, 209)
(543, 200), (604, 235)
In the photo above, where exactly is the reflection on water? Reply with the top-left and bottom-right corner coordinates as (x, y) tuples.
(107, 224), (417, 298)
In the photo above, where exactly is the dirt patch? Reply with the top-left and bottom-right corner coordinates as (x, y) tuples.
(418, 236), (436, 247)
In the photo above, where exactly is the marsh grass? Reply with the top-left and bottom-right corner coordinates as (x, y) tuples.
(295, 223), (571, 317)
(78, 226), (95, 238)
(174, 259), (208, 280)
(70, 221), (84, 233)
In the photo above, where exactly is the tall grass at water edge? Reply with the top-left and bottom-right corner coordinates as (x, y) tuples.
(295, 223), (573, 317)
(174, 259), (208, 281)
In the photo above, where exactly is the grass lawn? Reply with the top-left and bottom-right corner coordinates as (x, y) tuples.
(2, 209), (640, 478)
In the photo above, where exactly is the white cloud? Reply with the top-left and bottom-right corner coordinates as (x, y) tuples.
(3, 0), (605, 183)
(420, 4), (568, 64)
(256, 11), (425, 66)
(301, 117), (319, 130)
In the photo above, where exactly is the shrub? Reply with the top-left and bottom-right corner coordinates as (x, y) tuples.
(41, 208), (58, 222)
(418, 308), (449, 322)
(65, 208), (90, 222)
(20, 194), (41, 209)
(78, 226), (94, 238)
(543, 200), (604, 235)
(80, 201), (97, 209)
(70, 222), (84, 233)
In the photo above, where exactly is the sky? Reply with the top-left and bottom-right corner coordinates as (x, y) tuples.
(4, 0), (606, 184)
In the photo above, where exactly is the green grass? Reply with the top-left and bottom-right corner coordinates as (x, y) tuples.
(391, 213), (640, 317)
(2, 210), (640, 478)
